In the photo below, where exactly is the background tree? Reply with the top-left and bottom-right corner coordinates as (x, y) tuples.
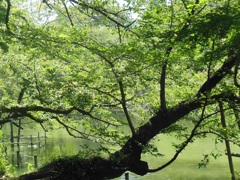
(0, 0), (240, 179)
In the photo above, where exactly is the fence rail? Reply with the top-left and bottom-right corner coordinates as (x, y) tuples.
(10, 132), (47, 149)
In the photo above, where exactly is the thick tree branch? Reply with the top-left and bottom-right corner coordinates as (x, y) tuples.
(0, 118), (10, 126)
(0, 88), (26, 126)
(196, 47), (239, 97)
(148, 98), (208, 172)
(147, 49), (239, 144)
(114, 90), (239, 176)
(148, 94), (239, 173)
(0, 106), (118, 126)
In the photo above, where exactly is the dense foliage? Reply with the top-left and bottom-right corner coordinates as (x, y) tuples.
(0, 0), (239, 179)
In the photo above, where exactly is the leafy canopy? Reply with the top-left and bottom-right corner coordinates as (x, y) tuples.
(0, 0), (240, 176)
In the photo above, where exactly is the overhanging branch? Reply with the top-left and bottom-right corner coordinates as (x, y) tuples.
(0, 105), (118, 126)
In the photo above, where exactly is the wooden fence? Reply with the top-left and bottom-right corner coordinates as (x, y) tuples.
(3, 129), (47, 168)
(11, 132), (47, 148)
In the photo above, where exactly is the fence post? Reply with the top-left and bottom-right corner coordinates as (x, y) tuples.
(12, 154), (14, 165)
(30, 135), (33, 155)
(38, 132), (41, 148)
(10, 119), (14, 151)
(34, 155), (38, 168)
(17, 119), (22, 151)
(17, 151), (21, 166)
(30, 135), (33, 146)
(44, 131), (47, 147)
(125, 172), (129, 180)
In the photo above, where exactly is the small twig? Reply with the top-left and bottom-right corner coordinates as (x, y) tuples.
(70, 0), (133, 29)
(40, 123), (48, 132)
(62, 0), (74, 27)
(195, 4), (207, 15)
(117, 25), (122, 43)
(42, 0), (53, 10)
(52, 116), (89, 139)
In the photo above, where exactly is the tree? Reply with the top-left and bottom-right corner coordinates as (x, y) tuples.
(0, 0), (240, 179)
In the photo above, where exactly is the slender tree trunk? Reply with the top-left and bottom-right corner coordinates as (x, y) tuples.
(219, 101), (235, 180)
